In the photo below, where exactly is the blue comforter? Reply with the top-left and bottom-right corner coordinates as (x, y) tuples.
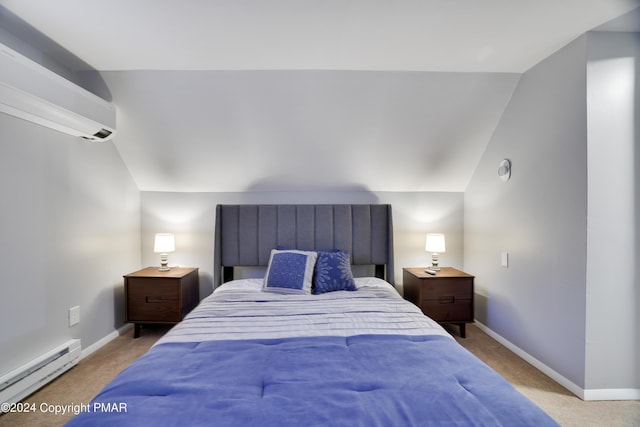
(66, 334), (558, 426)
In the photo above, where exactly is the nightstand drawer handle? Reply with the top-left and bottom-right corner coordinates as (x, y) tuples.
(146, 296), (177, 303)
(439, 296), (455, 304)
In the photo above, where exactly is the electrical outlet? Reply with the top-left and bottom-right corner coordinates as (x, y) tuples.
(69, 306), (80, 326)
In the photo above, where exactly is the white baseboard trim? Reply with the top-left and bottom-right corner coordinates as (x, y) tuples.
(583, 388), (640, 401)
(79, 324), (133, 361)
(473, 321), (640, 401)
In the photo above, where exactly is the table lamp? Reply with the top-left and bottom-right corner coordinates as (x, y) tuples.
(154, 233), (175, 271)
(425, 233), (446, 271)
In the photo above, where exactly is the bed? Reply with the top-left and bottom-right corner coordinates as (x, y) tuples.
(66, 204), (559, 426)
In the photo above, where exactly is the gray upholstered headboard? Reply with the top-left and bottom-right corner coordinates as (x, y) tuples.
(214, 204), (394, 287)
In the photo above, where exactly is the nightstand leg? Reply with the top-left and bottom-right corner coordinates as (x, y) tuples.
(459, 324), (466, 338)
(134, 323), (141, 338)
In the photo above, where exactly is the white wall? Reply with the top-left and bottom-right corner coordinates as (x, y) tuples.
(140, 191), (464, 297)
(465, 30), (640, 398)
(464, 36), (589, 388)
(585, 31), (640, 393)
(0, 114), (140, 377)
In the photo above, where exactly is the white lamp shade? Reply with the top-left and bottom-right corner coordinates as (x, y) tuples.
(425, 233), (446, 253)
(154, 233), (175, 253)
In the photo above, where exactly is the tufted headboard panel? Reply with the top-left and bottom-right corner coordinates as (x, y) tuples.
(214, 204), (394, 287)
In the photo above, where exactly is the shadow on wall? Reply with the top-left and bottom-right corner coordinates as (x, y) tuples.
(0, 5), (113, 101)
(475, 293), (488, 324)
(113, 283), (126, 328)
(198, 271), (215, 299)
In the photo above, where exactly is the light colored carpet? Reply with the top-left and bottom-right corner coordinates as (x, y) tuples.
(449, 325), (640, 427)
(0, 325), (169, 427)
(1, 323), (638, 426)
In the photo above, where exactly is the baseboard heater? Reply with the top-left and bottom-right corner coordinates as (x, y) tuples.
(0, 339), (81, 406)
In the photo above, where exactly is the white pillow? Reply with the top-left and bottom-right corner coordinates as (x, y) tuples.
(354, 276), (395, 290)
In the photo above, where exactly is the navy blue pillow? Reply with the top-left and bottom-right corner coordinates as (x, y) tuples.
(313, 250), (357, 294)
(263, 250), (317, 294)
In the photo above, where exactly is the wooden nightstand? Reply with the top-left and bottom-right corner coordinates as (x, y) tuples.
(402, 267), (474, 337)
(124, 267), (199, 338)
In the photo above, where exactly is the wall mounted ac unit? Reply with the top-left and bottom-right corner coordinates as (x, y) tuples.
(0, 42), (116, 142)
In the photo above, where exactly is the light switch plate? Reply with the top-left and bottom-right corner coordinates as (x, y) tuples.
(501, 252), (509, 268)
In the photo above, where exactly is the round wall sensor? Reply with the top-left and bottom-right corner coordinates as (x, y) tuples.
(498, 159), (511, 182)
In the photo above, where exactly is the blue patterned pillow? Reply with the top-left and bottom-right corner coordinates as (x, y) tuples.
(313, 250), (357, 294)
(263, 250), (317, 294)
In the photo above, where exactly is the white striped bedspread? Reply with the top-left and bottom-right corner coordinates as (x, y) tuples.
(156, 277), (452, 345)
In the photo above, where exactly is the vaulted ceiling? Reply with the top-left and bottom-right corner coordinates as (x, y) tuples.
(2, 0), (637, 73)
(1, 0), (638, 192)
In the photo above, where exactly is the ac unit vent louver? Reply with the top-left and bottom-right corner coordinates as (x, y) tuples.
(0, 42), (116, 142)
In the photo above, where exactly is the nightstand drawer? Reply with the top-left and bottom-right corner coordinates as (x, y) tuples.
(127, 300), (180, 322)
(420, 299), (472, 322)
(127, 280), (181, 322)
(128, 278), (180, 299)
(419, 279), (472, 303)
